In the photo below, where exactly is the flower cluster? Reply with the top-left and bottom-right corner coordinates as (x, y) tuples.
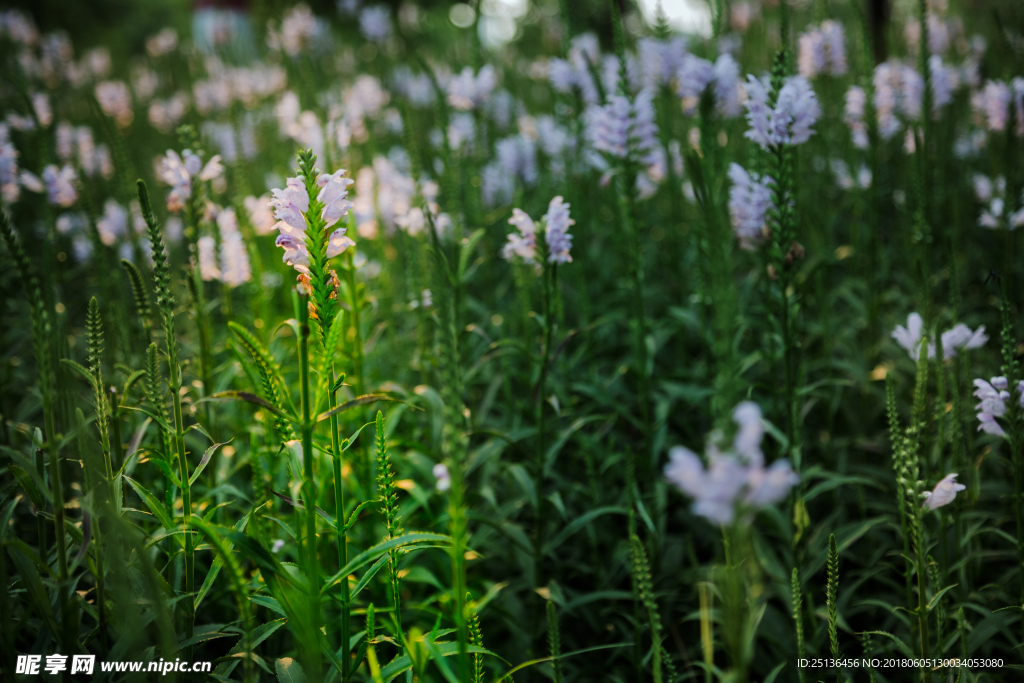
(798, 20), (847, 78)
(972, 174), (1024, 230)
(270, 168), (355, 275)
(872, 61), (923, 139)
(447, 65), (497, 111)
(0, 123), (19, 203)
(973, 377), (1024, 438)
(42, 164), (78, 207)
(587, 89), (660, 165)
(96, 199), (128, 246)
(676, 53), (742, 118)
(891, 312), (987, 361)
(358, 5), (392, 43)
(501, 196), (574, 266)
(743, 74), (821, 149)
(970, 78), (1024, 134)
(638, 36), (688, 89)
(548, 34), (601, 105)
(155, 149), (224, 212)
(665, 402), (799, 525)
(199, 207), (252, 287)
(95, 80), (133, 126)
(727, 163), (774, 250)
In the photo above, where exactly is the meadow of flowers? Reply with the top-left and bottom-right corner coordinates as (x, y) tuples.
(1, 0), (1023, 680)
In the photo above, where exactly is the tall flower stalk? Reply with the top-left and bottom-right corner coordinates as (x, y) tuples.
(138, 179), (196, 642)
(270, 148), (358, 682)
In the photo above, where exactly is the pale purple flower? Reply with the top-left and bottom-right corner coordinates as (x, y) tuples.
(447, 65), (497, 111)
(892, 312), (926, 359)
(588, 90), (660, 165)
(156, 149), (223, 212)
(544, 196), (573, 264)
(873, 62), (923, 139)
(96, 199), (128, 246)
(972, 80), (1010, 132)
(42, 164), (77, 207)
(270, 170), (356, 274)
(0, 10), (38, 45)
(502, 208), (537, 264)
(973, 174), (998, 203)
(0, 123), (19, 204)
(727, 163), (773, 250)
(55, 121), (74, 161)
(798, 20), (847, 78)
(481, 163), (514, 208)
(19, 170), (43, 193)
(638, 36), (688, 89)
(271, 539), (286, 553)
(445, 113), (476, 153)
(495, 134), (539, 186)
(218, 208), (251, 286)
(32, 92), (51, 128)
(712, 54), (743, 118)
(830, 159), (871, 190)
(940, 324), (988, 357)
(676, 55), (714, 100)
(665, 401), (798, 525)
(929, 55), (959, 112)
(922, 473), (966, 510)
(146, 27), (178, 57)
(892, 313), (986, 361)
(743, 74), (820, 149)
(974, 377), (1012, 437)
(433, 462), (451, 491)
(95, 80), (133, 125)
(198, 235), (221, 281)
(392, 67), (434, 107)
(245, 194), (276, 235)
(275, 4), (321, 56)
(359, 5), (392, 42)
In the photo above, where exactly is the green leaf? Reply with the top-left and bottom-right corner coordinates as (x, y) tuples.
(143, 452), (183, 489)
(196, 510), (251, 610)
(61, 358), (98, 390)
(121, 405), (174, 434)
(322, 533), (452, 595)
(7, 544), (61, 641)
(271, 490), (337, 531)
(341, 421), (376, 452)
(926, 584), (959, 613)
(494, 643), (631, 679)
(189, 439), (232, 485)
(202, 391), (296, 422)
(457, 228), (486, 283)
(544, 414), (610, 477)
(315, 394), (410, 423)
(10, 464), (45, 508)
(124, 476), (176, 530)
(348, 554), (389, 601)
(344, 498), (380, 531)
(862, 631), (917, 659)
(275, 657), (308, 683)
(545, 507), (627, 553)
(250, 595), (287, 617)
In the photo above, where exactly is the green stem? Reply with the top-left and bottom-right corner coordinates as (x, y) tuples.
(615, 170), (652, 486)
(298, 291), (322, 683)
(169, 361), (193, 642)
(533, 261), (555, 582)
(329, 364), (352, 683)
